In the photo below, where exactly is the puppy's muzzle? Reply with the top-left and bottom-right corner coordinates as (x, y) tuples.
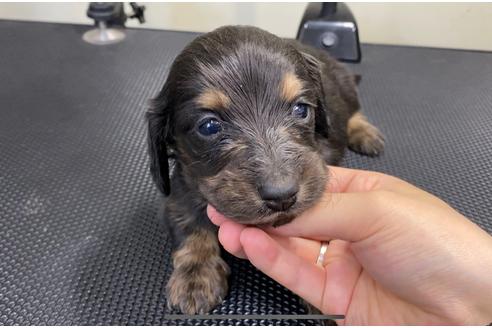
(258, 177), (298, 212)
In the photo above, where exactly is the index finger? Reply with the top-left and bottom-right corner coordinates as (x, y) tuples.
(326, 166), (395, 193)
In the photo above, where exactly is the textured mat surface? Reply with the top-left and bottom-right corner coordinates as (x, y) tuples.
(1, 20), (491, 325)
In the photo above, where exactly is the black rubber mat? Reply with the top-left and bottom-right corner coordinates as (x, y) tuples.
(1, 20), (491, 325)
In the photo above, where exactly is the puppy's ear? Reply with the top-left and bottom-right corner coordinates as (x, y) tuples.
(147, 82), (172, 196)
(300, 52), (331, 139)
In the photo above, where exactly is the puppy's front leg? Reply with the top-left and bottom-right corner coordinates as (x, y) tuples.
(167, 228), (230, 314)
(347, 112), (385, 156)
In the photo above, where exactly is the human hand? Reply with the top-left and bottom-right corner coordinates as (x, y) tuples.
(207, 166), (492, 325)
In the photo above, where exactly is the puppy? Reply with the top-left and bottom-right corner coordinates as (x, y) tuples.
(147, 25), (384, 314)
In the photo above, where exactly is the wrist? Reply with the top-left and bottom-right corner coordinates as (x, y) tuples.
(474, 300), (492, 325)
(450, 224), (492, 324)
(458, 277), (492, 325)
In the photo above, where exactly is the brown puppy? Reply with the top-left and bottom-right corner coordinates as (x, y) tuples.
(147, 25), (384, 314)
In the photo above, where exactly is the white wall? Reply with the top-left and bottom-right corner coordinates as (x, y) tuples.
(1, 2), (492, 51)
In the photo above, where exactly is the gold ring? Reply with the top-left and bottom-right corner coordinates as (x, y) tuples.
(316, 241), (329, 266)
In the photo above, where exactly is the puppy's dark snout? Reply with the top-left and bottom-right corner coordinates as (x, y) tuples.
(258, 178), (298, 212)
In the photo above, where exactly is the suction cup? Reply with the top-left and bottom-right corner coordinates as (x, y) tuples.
(83, 22), (125, 45)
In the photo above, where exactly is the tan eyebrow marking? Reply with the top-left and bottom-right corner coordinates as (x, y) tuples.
(195, 88), (230, 110)
(280, 72), (304, 102)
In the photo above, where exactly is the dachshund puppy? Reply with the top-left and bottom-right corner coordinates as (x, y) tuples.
(147, 25), (384, 314)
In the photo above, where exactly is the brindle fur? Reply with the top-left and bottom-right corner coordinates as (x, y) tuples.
(167, 229), (229, 314)
(147, 26), (384, 314)
(280, 72), (305, 102)
(196, 88), (231, 110)
(347, 112), (385, 156)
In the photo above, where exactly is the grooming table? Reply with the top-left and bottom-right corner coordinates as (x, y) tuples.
(0, 20), (491, 325)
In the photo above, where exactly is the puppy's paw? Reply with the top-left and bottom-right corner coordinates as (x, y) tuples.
(349, 123), (385, 156)
(347, 112), (385, 157)
(167, 255), (230, 314)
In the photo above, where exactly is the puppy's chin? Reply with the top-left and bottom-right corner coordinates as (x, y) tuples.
(259, 212), (297, 228)
(217, 207), (299, 227)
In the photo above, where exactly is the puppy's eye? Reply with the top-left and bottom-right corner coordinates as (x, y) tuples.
(292, 103), (310, 119)
(198, 118), (222, 136)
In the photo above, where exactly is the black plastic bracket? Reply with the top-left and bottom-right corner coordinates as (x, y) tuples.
(297, 2), (361, 62)
(86, 2), (146, 28)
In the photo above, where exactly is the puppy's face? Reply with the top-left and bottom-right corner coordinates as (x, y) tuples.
(149, 27), (333, 226)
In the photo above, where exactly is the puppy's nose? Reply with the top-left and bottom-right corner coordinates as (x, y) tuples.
(258, 179), (298, 212)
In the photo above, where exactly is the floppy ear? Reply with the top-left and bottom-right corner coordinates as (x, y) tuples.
(299, 51), (331, 140)
(147, 82), (172, 196)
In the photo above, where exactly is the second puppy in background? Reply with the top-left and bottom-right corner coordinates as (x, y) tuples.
(147, 25), (384, 314)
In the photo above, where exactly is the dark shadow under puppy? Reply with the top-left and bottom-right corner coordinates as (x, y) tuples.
(147, 25), (384, 315)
